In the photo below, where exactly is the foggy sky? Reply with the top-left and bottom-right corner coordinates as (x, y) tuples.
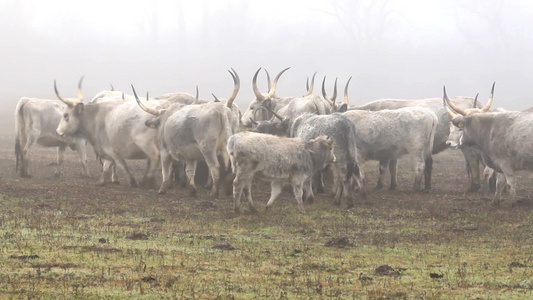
(1, 0), (533, 112)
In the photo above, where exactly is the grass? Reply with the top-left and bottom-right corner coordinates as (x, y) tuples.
(0, 186), (532, 299)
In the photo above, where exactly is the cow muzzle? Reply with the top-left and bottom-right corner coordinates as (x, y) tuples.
(446, 141), (459, 150)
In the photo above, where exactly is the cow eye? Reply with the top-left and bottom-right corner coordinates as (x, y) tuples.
(63, 113), (69, 121)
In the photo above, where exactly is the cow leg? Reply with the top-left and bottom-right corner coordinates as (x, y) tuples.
(232, 168), (252, 213)
(462, 149), (481, 192)
(141, 156), (160, 189)
(313, 171), (325, 194)
(114, 157), (137, 187)
(331, 164), (343, 205)
(203, 153), (220, 198)
(54, 145), (67, 177)
(389, 159), (398, 190)
(423, 155), (433, 191)
(492, 172), (507, 206)
(74, 139), (91, 177)
(499, 166), (518, 206)
(292, 182), (306, 214)
(20, 130), (38, 177)
(303, 178), (314, 204)
(412, 156), (425, 191)
(111, 165), (119, 184)
(265, 181), (283, 211)
(158, 150), (173, 194)
(98, 159), (114, 185)
(376, 159), (389, 190)
(185, 160), (198, 196)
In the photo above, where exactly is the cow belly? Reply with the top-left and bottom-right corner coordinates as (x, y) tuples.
(37, 136), (68, 148)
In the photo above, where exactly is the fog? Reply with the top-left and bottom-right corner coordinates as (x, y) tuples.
(1, 0), (533, 113)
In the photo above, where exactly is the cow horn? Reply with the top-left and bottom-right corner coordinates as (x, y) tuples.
(322, 76), (338, 103)
(122, 92), (124, 100)
(212, 93), (220, 102)
(77, 76), (84, 102)
(132, 84), (162, 116)
(54, 80), (77, 108)
(267, 67), (290, 98)
(443, 86), (466, 116)
(110, 84), (114, 91)
(252, 67), (266, 101)
(249, 118), (258, 126)
(344, 76), (352, 105)
(264, 69), (272, 92)
(444, 98), (460, 118)
(253, 106), (269, 121)
(195, 85), (199, 102)
(265, 106), (284, 121)
(473, 93), (479, 108)
(304, 72), (317, 96)
(226, 68), (240, 108)
(481, 82), (495, 112)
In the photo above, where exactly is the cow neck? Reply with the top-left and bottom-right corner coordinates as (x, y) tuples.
(77, 103), (102, 152)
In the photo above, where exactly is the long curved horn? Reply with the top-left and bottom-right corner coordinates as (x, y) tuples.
(110, 84), (114, 91)
(267, 67), (290, 98)
(252, 67), (266, 101)
(195, 85), (199, 102)
(473, 93), (479, 108)
(253, 106), (269, 120)
(77, 76), (84, 102)
(265, 106), (284, 121)
(132, 84), (162, 116)
(443, 86), (466, 116)
(321, 76), (337, 103)
(249, 118), (258, 126)
(481, 82), (495, 112)
(54, 80), (76, 107)
(226, 68), (240, 108)
(304, 72), (317, 96)
(344, 76), (352, 105)
(264, 69), (271, 92)
(443, 98), (459, 118)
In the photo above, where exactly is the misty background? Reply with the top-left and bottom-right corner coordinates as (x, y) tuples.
(1, 0), (533, 129)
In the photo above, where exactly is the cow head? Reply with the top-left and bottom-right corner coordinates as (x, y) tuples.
(444, 82), (495, 149)
(306, 135), (337, 169)
(250, 106), (291, 136)
(240, 67), (290, 127)
(55, 77), (85, 137)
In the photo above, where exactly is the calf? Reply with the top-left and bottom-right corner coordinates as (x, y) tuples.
(227, 132), (336, 213)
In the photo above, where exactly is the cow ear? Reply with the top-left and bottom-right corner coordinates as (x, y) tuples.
(262, 98), (273, 109)
(74, 103), (84, 115)
(338, 104), (347, 113)
(145, 118), (160, 129)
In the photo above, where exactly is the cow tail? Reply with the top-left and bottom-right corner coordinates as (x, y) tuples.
(14, 98), (29, 173)
(220, 109), (233, 171)
(427, 114), (438, 159)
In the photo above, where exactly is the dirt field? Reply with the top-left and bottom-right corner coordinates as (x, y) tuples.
(0, 112), (532, 298)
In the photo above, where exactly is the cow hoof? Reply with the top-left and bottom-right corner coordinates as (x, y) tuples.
(316, 186), (325, 194)
(234, 207), (241, 214)
(347, 203), (354, 209)
(468, 185), (481, 193)
(158, 189), (167, 195)
(374, 184), (383, 190)
(54, 172), (62, 177)
(389, 185), (397, 191)
(189, 188), (197, 197)
(297, 209), (306, 214)
(248, 206), (258, 214)
(491, 200), (500, 207)
(333, 200), (341, 206)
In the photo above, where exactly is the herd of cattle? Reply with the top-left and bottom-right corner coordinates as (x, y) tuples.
(13, 68), (532, 213)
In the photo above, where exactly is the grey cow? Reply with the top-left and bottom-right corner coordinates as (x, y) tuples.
(350, 94), (486, 192)
(447, 108), (533, 206)
(343, 106), (438, 191)
(227, 132), (336, 213)
(14, 93), (91, 178)
(290, 112), (365, 208)
(134, 69), (240, 197)
(54, 80), (162, 188)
